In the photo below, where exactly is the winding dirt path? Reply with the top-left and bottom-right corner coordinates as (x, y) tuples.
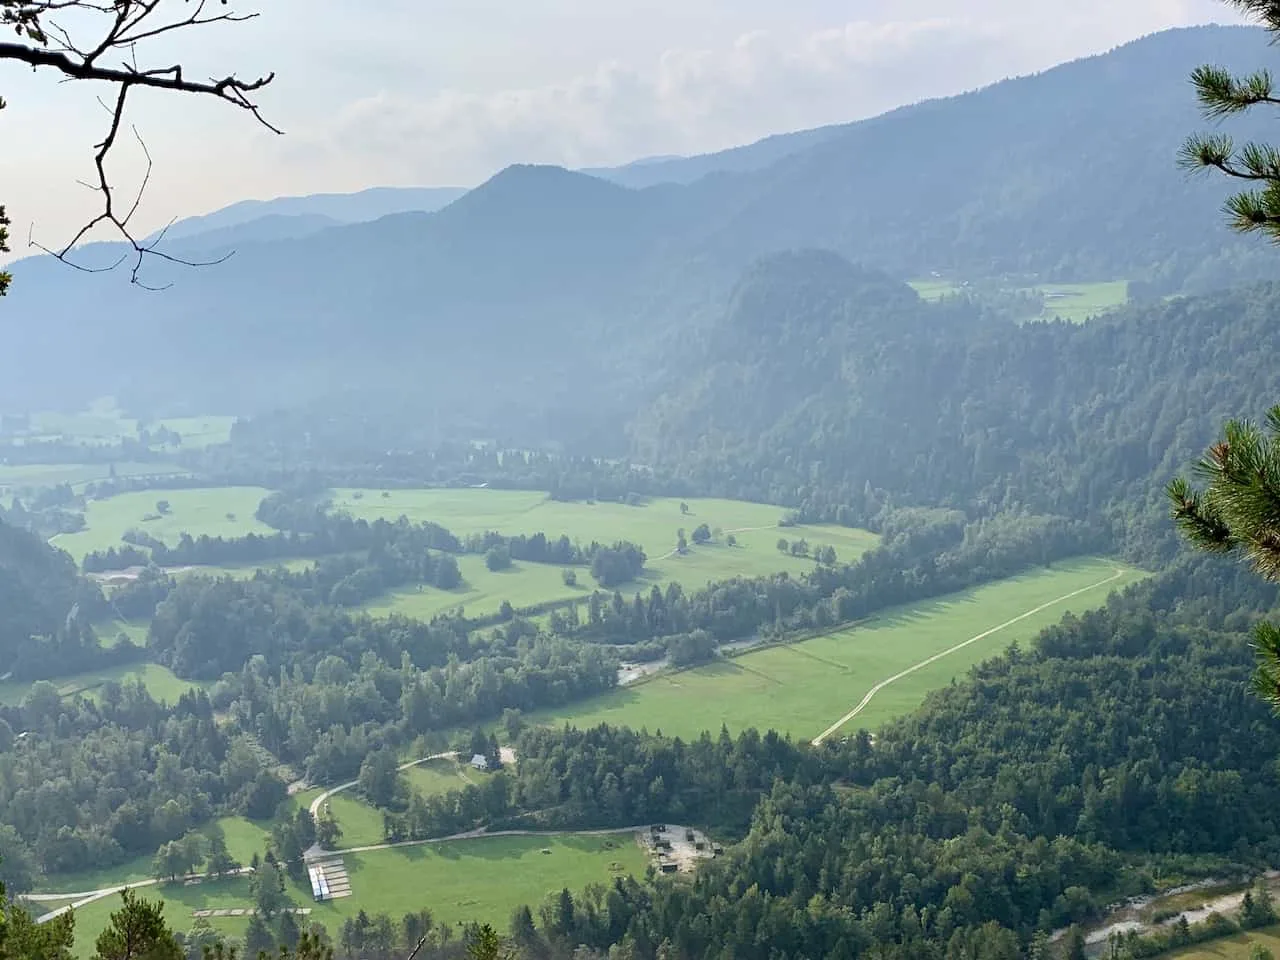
(307, 751), (460, 819)
(32, 750), (527, 923)
(811, 568), (1129, 746)
(29, 821), (638, 925)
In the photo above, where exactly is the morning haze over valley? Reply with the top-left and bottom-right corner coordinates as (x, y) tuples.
(5, 3), (1280, 960)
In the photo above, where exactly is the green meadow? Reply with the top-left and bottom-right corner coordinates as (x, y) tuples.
(330, 491), (809, 558)
(24, 406), (236, 450)
(1033, 280), (1130, 322)
(335, 490), (877, 620)
(907, 279), (961, 301)
(91, 617), (150, 647)
(321, 757), (495, 844)
(321, 795), (387, 849)
(0, 461), (187, 494)
(65, 834), (647, 957)
(0, 662), (200, 707)
(30, 816), (275, 897)
(52, 486), (274, 561)
(531, 557), (1148, 741)
(166, 557), (321, 581)
(403, 757), (478, 796)
(908, 278), (1128, 322)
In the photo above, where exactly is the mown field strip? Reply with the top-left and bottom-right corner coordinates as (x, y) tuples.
(530, 557), (1148, 740)
(811, 566), (1127, 744)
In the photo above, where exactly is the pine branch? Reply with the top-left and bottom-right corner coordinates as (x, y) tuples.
(1168, 477), (1237, 553)
(1224, 186), (1280, 236)
(1192, 65), (1280, 118)
(1252, 621), (1280, 714)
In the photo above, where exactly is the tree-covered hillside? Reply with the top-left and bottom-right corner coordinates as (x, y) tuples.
(631, 251), (1280, 562)
(0, 519), (109, 678)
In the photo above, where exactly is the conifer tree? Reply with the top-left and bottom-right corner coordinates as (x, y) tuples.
(1172, 0), (1280, 709)
(1170, 407), (1280, 708)
(1181, 1), (1280, 240)
(92, 890), (182, 960)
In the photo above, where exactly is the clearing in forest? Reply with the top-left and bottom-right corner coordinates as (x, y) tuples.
(1031, 281), (1130, 323)
(908, 278), (1128, 322)
(61, 835), (646, 958)
(0, 662), (201, 708)
(335, 490), (878, 620)
(51, 487), (274, 561)
(531, 556), (1148, 741)
(15, 406), (236, 450)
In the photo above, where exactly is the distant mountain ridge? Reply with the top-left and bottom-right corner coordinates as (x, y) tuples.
(3, 24), (1275, 446)
(581, 125), (845, 188)
(146, 127), (842, 252)
(150, 185), (470, 246)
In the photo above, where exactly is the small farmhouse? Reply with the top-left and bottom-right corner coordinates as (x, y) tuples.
(470, 753), (490, 770)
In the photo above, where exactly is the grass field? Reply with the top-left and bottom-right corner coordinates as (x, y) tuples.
(0, 662), (201, 707)
(216, 816), (274, 866)
(404, 757), (475, 796)
(310, 835), (646, 928)
(52, 487), (274, 561)
(530, 557), (1147, 741)
(90, 617), (149, 647)
(1168, 925), (1280, 959)
(163, 557), (321, 581)
(363, 554), (591, 621)
(337, 490), (877, 621)
(1034, 281), (1129, 323)
(65, 834), (647, 957)
(0, 461), (187, 493)
(908, 279), (960, 300)
(907, 279), (1128, 322)
(323, 795), (387, 848)
(32, 800), (314, 897)
(331, 491), (829, 560)
(23, 406), (235, 450)
(30, 817), (271, 898)
(68, 879), (256, 958)
(323, 760), (486, 843)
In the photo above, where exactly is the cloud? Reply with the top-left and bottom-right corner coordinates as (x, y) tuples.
(294, 4), (1239, 187)
(294, 18), (987, 184)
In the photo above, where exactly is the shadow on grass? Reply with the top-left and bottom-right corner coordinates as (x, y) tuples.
(146, 877), (255, 910)
(358, 835), (600, 867)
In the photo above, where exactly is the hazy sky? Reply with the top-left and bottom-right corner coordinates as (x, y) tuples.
(0, 0), (1245, 250)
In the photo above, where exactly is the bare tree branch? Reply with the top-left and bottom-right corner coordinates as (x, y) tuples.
(0, 0), (279, 288)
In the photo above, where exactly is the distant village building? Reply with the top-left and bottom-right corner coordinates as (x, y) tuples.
(470, 754), (490, 770)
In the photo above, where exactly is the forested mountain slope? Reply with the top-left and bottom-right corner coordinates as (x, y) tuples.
(0, 519), (106, 678)
(2, 25), (1274, 429)
(632, 251), (1280, 560)
(2, 165), (681, 428)
(582, 123), (844, 188)
(690, 25), (1276, 286)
